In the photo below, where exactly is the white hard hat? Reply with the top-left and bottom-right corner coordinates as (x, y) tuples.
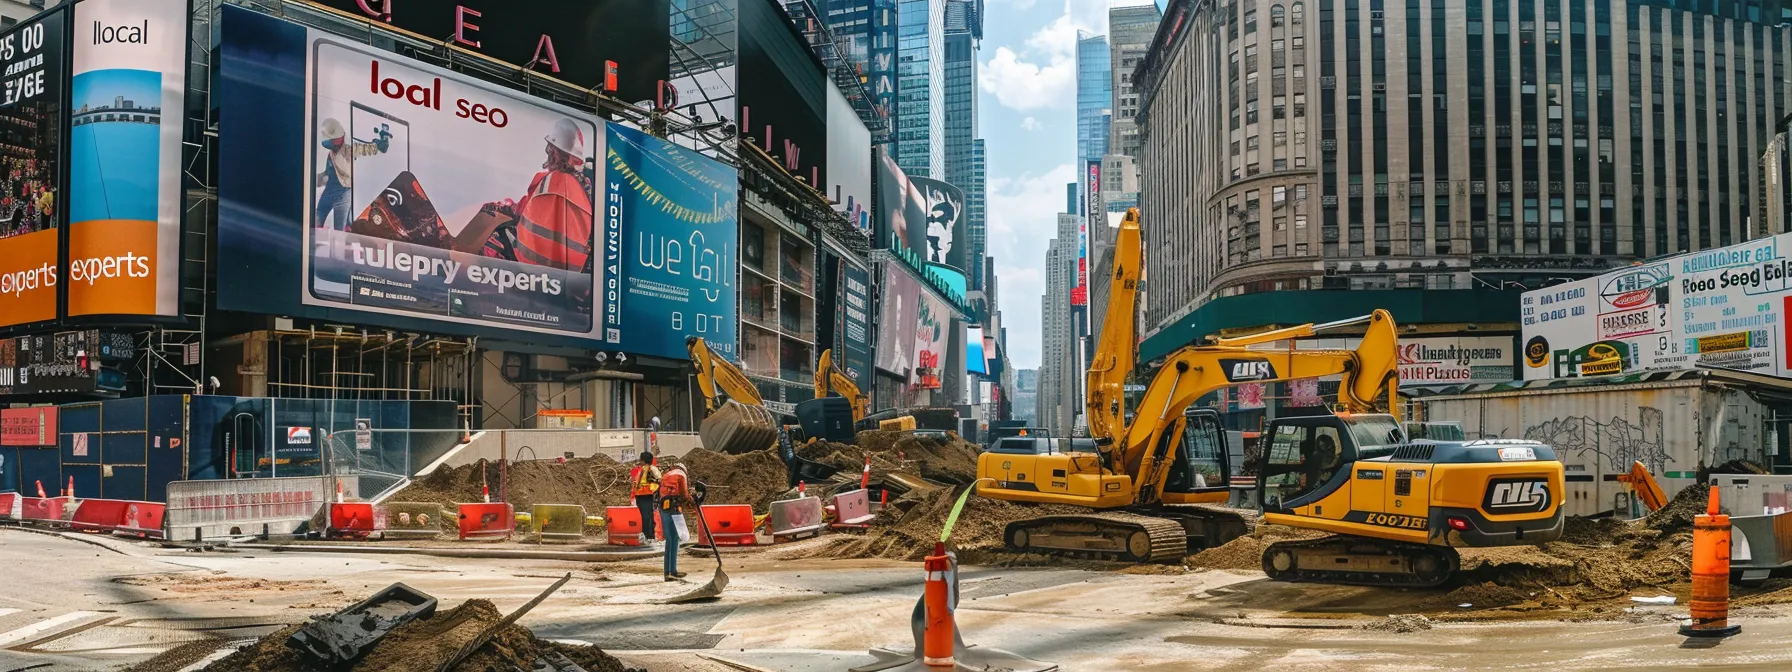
(545, 118), (585, 162)
(320, 118), (346, 141)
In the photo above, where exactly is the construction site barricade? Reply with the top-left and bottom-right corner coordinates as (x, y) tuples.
(0, 492), (19, 520)
(532, 504), (585, 543)
(830, 489), (876, 530)
(116, 501), (166, 539)
(768, 496), (826, 540)
(20, 496), (71, 524)
(456, 503), (513, 541)
(379, 502), (444, 540)
(605, 505), (645, 546)
(329, 503), (376, 539)
(695, 505), (758, 546)
(164, 476), (350, 541)
(70, 499), (133, 533)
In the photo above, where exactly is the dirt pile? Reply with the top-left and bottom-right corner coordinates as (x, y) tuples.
(200, 599), (639, 672)
(393, 447), (792, 513)
(1185, 525), (1327, 571)
(1360, 614), (1433, 633)
(1643, 483), (1718, 533)
(802, 484), (1090, 562)
(840, 430), (982, 485)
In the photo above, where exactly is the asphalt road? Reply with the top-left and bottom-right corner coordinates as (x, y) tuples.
(5, 528), (1792, 671)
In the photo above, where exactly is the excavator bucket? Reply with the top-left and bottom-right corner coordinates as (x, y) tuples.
(700, 400), (781, 454)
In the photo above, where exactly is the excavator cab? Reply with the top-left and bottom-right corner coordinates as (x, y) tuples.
(1257, 414), (1408, 512)
(1161, 409), (1232, 505)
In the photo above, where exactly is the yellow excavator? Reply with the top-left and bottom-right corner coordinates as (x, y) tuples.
(687, 336), (781, 454)
(814, 349), (871, 423)
(977, 208), (1566, 586)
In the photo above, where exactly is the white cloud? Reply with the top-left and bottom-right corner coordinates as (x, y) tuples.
(1020, 117), (1042, 131)
(987, 163), (1077, 369)
(980, 2), (1113, 113)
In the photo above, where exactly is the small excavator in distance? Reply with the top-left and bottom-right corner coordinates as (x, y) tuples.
(687, 336), (781, 455)
(976, 207), (1566, 586)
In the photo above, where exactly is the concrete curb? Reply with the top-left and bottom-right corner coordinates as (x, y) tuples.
(230, 542), (663, 562)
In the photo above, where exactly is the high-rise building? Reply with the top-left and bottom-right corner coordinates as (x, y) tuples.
(944, 0), (986, 287)
(1109, 3), (1162, 162)
(897, 0), (945, 178)
(969, 139), (988, 287)
(1038, 212), (1085, 436)
(1766, 133), (1792, 237)
(1135, 0), (1792, 361)
(1076, 31), (1113, 172)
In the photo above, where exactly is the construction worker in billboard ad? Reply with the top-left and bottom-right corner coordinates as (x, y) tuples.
(313, 117), (387, 230)
(659, 459), (691, 581)
(630, 451), (661, 541)
(511, 117), (595, 270)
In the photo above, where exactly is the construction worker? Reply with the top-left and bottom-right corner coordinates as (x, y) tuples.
(511, 118), (595, 270)
(659, 459), (691, 581)
(313, 117), (386, 230)
(629, 451), (660, 540)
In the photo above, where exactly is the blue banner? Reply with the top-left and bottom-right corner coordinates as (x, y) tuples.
(602, 124), (740, 360)
(842, 262), (872, 389)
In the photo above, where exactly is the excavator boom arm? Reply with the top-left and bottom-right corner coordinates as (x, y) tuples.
(1116, 309), (1401, 505)
(815, 349), (870, 421)
(688, 337), (764, 411)
(1085, 208), (1143, 447)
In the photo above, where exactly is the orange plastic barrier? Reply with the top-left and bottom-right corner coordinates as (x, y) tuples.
(0, 492), (18, 520)
(456, 503), (513, 541)
(328, 503), (375, 539)
(20, 496), (70, 523)
(695, 504), (758, 546)
(70, 499), (132, 533)
(606, 505), (645, 546)
(117, 501), (166, 539)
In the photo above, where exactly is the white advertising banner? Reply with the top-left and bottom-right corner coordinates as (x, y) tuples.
(1395, 336), (1516, 384)
(1521, 233), (1792, 380)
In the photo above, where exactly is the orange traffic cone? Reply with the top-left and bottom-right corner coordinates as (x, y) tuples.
(861, 457), (872, 490)
(66, 476), (74, 500)
(1682, 485), (1741, 637)
(34, 480), (45, 498)
(335, 480), (344, 504)
(922, 542), (955, 668)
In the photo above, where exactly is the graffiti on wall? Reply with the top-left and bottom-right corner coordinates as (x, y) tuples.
(1520, 406), (1674, 475)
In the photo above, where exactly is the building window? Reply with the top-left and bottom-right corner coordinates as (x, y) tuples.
(1291, 1), (1304, 24)
(1296, 242), (1309, 254)
(1294, 185), (1307, 200)
(1274, 186), (1288, 205)
(1294, 156), (1307, 168)
(1274, 131), (1287, 146)
(1274, 158), (1288, 170)
(1295, 214), (1308, 228)
(1247, 135), (1260, 150)
(1293, 130), (1306, 144)
(1272, 4), (1285, 27)
(1246, 6), (1258, 32)
(1274, 216), (1288, 230)
(1292, 35), (1304, 49)
(1273, 244), (1288, 256)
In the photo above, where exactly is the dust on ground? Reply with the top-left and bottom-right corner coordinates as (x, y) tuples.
(1360, 614), (1433, 632)
(197, 599), (640, 672)
(115, 574), (328, 594)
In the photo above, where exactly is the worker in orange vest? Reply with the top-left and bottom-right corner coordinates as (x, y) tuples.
(659, 460), (692, 581)
(512, 118), (595, 270)
(629, 451), (661, 541)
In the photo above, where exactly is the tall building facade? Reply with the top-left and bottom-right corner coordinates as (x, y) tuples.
(944, 0), (987, 288)
(1037, 213), (1085, 436)
(970, 139), (988, 287)
(1077, 31), (1114, 171)
(1136, 0), (1792, 350)
(1109, 3), (1164, 162)
(898, 0), (945, 178)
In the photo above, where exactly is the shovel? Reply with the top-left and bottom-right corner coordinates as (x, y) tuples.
(660, 479), (730, 604)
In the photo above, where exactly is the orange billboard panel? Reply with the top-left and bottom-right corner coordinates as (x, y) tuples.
(0, 229), (59, 328)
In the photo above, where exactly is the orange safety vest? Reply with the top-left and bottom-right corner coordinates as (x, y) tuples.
(629, 465), (658, 497)
(514, 170), (593, 270)
(659, 468), (689, 509)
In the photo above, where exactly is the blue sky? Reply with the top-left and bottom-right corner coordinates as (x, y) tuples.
(981, 0), (1153, 369)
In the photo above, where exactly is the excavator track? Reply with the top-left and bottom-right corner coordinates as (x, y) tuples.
(1003, 512), (1187, 563)
(1260, 535), (1461, 588)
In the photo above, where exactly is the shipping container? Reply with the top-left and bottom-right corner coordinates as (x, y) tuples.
(1408, 369), (1792, 517)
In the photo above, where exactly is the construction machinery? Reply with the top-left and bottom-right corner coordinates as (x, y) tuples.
(815, 349), (871, 423)
(976, 207), (1566, 586)
(688, 336), (781, 455)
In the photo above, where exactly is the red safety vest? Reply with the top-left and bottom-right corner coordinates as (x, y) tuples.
(513, 170), (593, 270)
(659, 468), (689, 509)
(629, 465), (658, 497)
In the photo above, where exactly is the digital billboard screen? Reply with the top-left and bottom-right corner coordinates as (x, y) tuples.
(737, 0), (827, 187)
(0, 8), (65, 330)
(67, 0), (188, 319)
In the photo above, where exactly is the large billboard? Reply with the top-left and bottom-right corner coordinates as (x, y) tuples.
(841, 262), (872, 388)
(875, 261), (921, 377)
(738, 0), (826, 187)
(1395, 336), (1515, 384)
(909, 177), (967, 272)
(912, 279), (948, 390)
(874, 147), (927, 254)
(1518, 233), (1792, 380)
(601, 123), (739, 360)
(867, 0), (896, 123)
(825, 82), (871, 235)
(218, 6), (611, 344)
(305, 0), (671, 104)
(0, 8), (66, 330)
(66, 0), (187, 319)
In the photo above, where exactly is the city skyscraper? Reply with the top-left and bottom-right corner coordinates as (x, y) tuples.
(944, 0), (986, 288)
(1037, 212), (1085, 436)
(1108, 3), (1162, 162)
(897, 0), (945, 178)
(1076, 31), (1112, 173)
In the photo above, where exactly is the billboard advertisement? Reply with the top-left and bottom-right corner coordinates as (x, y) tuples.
(913, 282), (948, 390)
(868, 0), (897, 124)
(601, 123), (739, 360)
(909, 177), (967, 272)
(305, 0), (671, 104)
(875, 261), (922, 377)
(738, 0), (826, 187)
(0, 8), (66, 329)
(874, 147), (927, 254)
(1, 406), (57, 447)
(966, 326), (985, 375)
(0, 332), (96, 397)
(1395, 336), (1515, 384)
(67, 0), (187, 319)
(842, 262), (872, 388)
(826, 82), (871, 234)
(218, 7), (630, 346)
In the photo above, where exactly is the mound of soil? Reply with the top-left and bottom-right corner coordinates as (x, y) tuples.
(1644, 483), (1719, 533)
(800, 484), (1090, 562)
(846, 430), (983, 485)
(201, 599), (639, 672)
(394, 447), (792, 514)
(1360, 614), (1432, 632)
(1185, 524), (1327, 571)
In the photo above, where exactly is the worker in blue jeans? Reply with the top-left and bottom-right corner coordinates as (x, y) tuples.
(658, 460), (691, 581)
